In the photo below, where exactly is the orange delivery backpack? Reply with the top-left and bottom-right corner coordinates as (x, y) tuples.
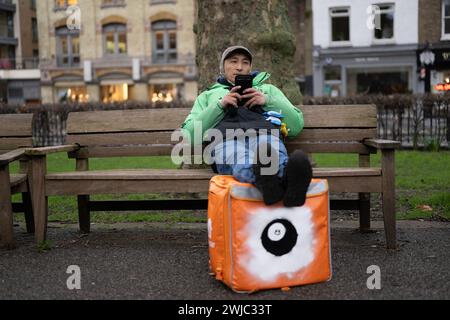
(207, 175), (332, 293)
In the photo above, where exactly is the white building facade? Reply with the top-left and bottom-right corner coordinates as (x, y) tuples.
(312, 0), (419, 96)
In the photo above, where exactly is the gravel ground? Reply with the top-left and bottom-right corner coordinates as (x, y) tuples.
(1, 219), (449, 300)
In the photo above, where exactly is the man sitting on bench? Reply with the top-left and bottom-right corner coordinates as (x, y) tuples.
(181, 45), (312, 207)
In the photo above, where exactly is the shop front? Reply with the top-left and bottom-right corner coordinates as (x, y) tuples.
(55, 85), (88, 103)
(314, 45), (418, 96)
(101, 82), (130, 103)
(147, 72), (185, 103)
(416, 47), (450, 93)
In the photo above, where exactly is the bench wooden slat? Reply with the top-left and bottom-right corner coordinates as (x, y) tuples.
(45, 174), (382, 196)
(0, 137), (33, 150)
(66, 131), (175, 146)
(67, 109), (190, 134)
(0, 114), (33, 137)
(46, 179), (211, 196)
(68, 145), (176, 158)
(68, 141), (375, 159)
(297, 128), (377, 141)
(327, 176), (382, 193)
(46, 167), (380, 180)
(65, 105), (377, 135)
(302, 105), (377, 128)
(46, 169), (215, 180)
(66, 128), (378, 149)
(285, 142), (375, 154)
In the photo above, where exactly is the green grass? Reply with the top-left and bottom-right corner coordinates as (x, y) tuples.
(313, 151), (450, 220)
(11, 150), (450, 223)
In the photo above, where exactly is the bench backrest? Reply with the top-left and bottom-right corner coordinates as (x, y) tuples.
(0, 113), (34, 154)
(66, 105), (377, 158)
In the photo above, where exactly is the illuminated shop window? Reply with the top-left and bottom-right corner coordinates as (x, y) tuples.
(57, 87), (88, 103)
(101, 84), (129, 103)
(55, 0), (78, 9)
(150, 84), (175, 102)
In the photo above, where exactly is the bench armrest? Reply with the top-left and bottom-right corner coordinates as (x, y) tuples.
(0, 148), (26, 166)
(363, 139), (400, 150)
(25, 144), (80, 156)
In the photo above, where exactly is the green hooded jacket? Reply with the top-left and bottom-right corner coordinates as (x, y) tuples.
(181, 72), (304, 144)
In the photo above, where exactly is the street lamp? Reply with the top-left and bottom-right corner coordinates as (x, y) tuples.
(419, 43), (435, 93)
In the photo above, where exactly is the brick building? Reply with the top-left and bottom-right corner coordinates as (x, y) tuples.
(418, 0), (450, 93)
(36, 0), (197, 104)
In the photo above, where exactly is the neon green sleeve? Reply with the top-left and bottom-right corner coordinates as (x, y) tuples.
(181, 92), (225, 144)
(263, 85), (304, 138)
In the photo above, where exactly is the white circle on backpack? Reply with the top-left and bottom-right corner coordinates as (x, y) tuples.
(268, 223), (286, 241)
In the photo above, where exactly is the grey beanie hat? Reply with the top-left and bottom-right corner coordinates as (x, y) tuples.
(219, 45), (253, 74)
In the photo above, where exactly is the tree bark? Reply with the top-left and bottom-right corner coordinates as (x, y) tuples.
(196, 0), (302, 104)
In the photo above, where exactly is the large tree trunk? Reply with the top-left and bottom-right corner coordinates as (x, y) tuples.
(195, 0), (302, 104)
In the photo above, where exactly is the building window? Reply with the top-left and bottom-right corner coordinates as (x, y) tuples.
(373, 4), (394, 41)
(0, 11), (14, 38)
(56, 27), (80, 67)
(103, 23), (127, 56)
(101, 84), (129, 102)
(152, 20), (177, 64)
(0, 11), (15, 38)
(330, 7), (350, 43)
(55, 0), (78, 9)
(57, 87), (88, 103)
(101, 0), (126, 8)
(442, 0), (450, 39)
(32, 18), (38, 42)
(150, 84), (176, 102)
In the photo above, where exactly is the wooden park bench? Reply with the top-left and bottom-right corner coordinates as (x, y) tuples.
(25, 105), (400, 249)
(0, 114), (35, 249)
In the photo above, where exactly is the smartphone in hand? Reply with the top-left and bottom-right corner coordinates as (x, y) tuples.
(234, 75), (253, 106)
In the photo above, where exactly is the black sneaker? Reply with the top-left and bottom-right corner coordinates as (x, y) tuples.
(282, 150), (312, 207)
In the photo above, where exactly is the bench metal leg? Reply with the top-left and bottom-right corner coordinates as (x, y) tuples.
(382, 150), (397, 249)
(78, 195), (90, 234)
(0, 165), (16, 249)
